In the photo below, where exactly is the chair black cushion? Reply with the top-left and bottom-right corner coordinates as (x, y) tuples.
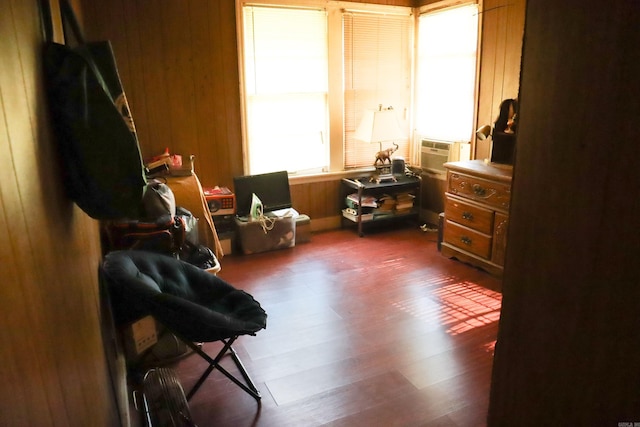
(100, 250), (267, 342)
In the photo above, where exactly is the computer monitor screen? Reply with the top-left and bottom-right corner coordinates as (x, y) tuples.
(233, 170), (292, 217)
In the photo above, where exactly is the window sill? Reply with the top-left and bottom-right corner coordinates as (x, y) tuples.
(288, 168), (375, 185)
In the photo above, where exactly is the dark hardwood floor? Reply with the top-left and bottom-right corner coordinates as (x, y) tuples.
(153, 223), (502, 426)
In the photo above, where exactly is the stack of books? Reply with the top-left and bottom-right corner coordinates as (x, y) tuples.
(145, 155), (171, 176)
(374, 194), (396, 218)
(395, 192), (415, 214)
(145, 149), (194, 177)
(343, 193), (377, 222)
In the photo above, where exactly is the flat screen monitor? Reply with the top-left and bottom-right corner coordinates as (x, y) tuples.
(233, 170), (292, 217)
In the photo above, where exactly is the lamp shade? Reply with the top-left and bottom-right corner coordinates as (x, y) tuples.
(476, 124), (492, 141)
(354, 108), (404, 143)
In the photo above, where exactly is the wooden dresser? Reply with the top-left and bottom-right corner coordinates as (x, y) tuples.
(441, 160), (513, 276)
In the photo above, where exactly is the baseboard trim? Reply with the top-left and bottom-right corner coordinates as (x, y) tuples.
(310, 216), (341, 232)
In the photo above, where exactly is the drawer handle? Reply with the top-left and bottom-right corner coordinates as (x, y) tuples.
(472, 184), (486, 196)
(462, 211), (474, 221)
(460, 236), (472, 245)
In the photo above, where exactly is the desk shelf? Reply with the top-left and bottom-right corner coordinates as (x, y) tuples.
(340, 174), (421, 237)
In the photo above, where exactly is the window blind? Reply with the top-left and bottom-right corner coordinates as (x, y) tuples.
(243, 6), (329, 174)
(343, 12), (412, 169)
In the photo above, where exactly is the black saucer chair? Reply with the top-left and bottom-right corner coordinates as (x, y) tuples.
(100, 250), (267, 402)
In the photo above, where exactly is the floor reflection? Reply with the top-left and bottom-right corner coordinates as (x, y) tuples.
(392, 277), (502, 336)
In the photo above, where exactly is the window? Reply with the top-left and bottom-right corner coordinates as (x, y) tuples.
(237, 1), (477, 176)
(241, 6), (329, 175)
(415, 4), (479, 142)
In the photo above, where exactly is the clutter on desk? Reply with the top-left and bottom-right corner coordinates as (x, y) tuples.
(344, 191), (415, 218)
(203, 186), (236, 216)
(145, 148), (194, 177)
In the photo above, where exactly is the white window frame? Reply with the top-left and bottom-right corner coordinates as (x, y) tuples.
(240, 5), (330, 176)
(235, 0), (479, 179)
(414, 0), (481, 146)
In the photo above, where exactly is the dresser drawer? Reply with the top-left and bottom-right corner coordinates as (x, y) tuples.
(445, 194), (493, 235)
(448, 172), (510, 210)
(444, 220), (492, 259)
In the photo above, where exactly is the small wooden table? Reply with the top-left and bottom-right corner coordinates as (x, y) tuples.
(340, 174), (421, 237)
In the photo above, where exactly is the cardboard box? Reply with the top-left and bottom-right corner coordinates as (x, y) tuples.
(295, 214), (311, 243)
(217, 230), (236, 255)
(122, 315), (158, 362)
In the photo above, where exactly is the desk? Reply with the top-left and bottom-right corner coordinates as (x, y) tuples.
(340, 175), (421, 237)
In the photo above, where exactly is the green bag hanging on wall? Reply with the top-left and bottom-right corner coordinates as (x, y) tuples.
(41, 0), (147, 220)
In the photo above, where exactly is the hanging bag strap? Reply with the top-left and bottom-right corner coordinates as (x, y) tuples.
(53, 1), (118, 102)
(40, 0), (110, 93)
(59, 0), (86, 44)
(39, 0), (85, 45)
(39, 0), (53, 43)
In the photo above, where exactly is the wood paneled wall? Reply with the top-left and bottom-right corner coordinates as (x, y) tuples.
(81, 0), (244, 192)
(475, 0), (526, 160)
(0, 0), (119, 426)
(489, 1), (640, 424)
(81, 0), (523, 227)
(290, 179), (343, 224)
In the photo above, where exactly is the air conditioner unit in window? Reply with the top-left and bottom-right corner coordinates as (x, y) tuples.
(420, 139), (471, 176)
(419, 138), (472, 225)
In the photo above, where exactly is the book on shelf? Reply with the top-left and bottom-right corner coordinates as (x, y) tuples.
(145, 156), (171, 170)
(376, 194), (396, 211)
(346, 193), (378, 208)
(395, 203), (414, 211)
(396, 193), (415, 202)
(395, 207), (413, 215)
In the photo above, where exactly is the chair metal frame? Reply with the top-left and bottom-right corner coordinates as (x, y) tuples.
(173, 332), (262, 402)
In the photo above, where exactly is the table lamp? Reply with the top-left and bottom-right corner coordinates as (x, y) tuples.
(476, 124), (492, 141)
(354, 105), (404, 183)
